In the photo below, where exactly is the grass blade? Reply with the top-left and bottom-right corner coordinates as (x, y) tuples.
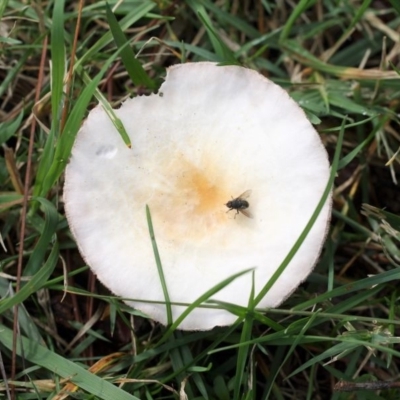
(233, 272), (256, 399)
(0, 241), (59, 315)
(24, 197), (59, 276)
(254, 119), (345, 305)
(105, 2), (156, 89)
(146, 205), (172, 326)
(186, 0), (238, 64)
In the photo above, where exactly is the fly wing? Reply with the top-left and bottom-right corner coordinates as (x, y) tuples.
(239, 209), (253, 219)
(237, 189), (252, 200)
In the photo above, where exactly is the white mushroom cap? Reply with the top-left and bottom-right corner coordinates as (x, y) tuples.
(64, 62), (331, 330)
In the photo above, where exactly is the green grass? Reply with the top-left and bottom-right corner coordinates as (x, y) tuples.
(1, 1), (400, 399)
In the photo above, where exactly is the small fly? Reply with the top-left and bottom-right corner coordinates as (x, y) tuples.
(225, 190), (253, 219)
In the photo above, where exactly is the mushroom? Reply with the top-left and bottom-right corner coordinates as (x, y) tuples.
(64, 62), (331, 331)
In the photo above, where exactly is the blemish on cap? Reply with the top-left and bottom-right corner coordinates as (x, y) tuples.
(95, 145), (118, 159)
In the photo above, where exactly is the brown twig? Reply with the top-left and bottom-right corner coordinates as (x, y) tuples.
(11, 35), (48, 400)
(334, 380), (400, 392)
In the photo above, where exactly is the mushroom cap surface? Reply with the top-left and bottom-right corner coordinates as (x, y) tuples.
(64, 62), (331, 330)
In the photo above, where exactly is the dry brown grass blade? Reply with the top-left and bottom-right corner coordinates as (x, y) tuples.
(3, 146), (24, 194)
(53, 352), (127, 400)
